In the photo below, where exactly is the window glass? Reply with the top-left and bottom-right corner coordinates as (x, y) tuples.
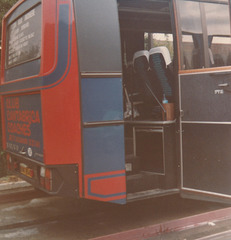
(6, 4), (41, 69)
(204, 2), (231, 67)
(178, 0), (231, 70)
(178, 0), (203, 69)
(74, 0), (122, 72)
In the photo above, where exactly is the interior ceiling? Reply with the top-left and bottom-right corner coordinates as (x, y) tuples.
(118, 0), (172, 33)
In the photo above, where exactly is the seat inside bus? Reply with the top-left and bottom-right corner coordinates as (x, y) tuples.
(132, 47), (173, 119)
(133, 50), (160, 119)
(118, 0), (175, 121)
(149, 47), (173, 103)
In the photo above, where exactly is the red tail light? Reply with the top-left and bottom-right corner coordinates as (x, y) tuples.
(40, 167), (52, 191)
(6, 154), (12, 170)
(45, 168), (52, 191)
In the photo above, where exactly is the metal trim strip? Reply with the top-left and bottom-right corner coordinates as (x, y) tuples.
(81, 72), (122, 78)
(182, 121), (231, 125)
(182, 187), (231, 199)
(126, 120), (176, 125)
(179, 75), (184, 189)
(83, 120), (124, 127)
(179, 68), (231, 76)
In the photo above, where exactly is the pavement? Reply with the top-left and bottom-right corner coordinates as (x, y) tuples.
(91, 206), (231, 240)
(0, 178), (31, 191)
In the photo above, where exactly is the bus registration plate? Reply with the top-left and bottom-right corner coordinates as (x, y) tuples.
(20, 163), (33, 178)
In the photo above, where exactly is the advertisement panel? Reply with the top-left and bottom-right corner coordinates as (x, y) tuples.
(4, 93), (43, 162)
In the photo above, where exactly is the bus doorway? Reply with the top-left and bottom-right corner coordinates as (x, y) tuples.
(118, 0), (179, 200)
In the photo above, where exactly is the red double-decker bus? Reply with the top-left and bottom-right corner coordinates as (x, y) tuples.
(1, 0), (231, 205)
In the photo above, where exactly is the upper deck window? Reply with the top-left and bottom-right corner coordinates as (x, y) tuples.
(6, 4), (41, 69)
(177, 0), (231, 70)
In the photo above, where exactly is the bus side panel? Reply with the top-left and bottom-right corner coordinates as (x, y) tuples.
(81, 77), (126, 204)
(40, 0), (83, 196)
(41, 3), (82, 162)
(42, 75), (82, 165)
(83, 126), (126, 204)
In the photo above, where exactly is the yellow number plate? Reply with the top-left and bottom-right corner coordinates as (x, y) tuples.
(20, 164), (33, 178)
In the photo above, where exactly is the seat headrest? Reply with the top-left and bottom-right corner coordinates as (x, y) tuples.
(133, 50), (150, 72)
(149, 47), (171, 66)
(133, 50), (149, 63)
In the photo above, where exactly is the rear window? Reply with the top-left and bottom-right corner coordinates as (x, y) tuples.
(6, 4), (41, 69)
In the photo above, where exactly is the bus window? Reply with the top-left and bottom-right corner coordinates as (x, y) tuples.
(74, 0), (121, 72)
(177, 1), (203, 70)
(204, 2), (231, 67)
(177, 0), (231, 70)
(6, 6), (41, 69)
(5, 2), (41, 81)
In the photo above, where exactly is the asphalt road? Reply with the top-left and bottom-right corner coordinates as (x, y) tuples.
(0, 190), (229, 240)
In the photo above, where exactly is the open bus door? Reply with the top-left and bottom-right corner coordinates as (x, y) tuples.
(176, 0), (231, 203)
(74, 0), (127, 204)
(74, 0), (179, 204)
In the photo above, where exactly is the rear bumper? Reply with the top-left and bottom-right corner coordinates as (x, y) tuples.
(5, 152), (79, 198)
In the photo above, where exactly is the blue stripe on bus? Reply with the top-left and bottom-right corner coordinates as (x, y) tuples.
(110, 198), (126, 204)
(43, 4), (72, 88)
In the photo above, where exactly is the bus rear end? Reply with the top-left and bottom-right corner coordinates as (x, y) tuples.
(1, 0), (82, 197)
(1, 0), (179, 205)
(3, 0), (231, 207)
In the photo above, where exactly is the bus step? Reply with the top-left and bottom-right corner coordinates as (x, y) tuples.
(127, 188), (179, 202)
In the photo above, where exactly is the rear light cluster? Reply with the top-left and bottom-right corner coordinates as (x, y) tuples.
(6, 154), (34, 178)
(39, 167), (52, 191)
(6, 154), (12, 170)
(6, 154), (19, 171)
(6, 153), (52, 192)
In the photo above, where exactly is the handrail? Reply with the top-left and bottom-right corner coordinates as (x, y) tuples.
(145, 83), (166, 120)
